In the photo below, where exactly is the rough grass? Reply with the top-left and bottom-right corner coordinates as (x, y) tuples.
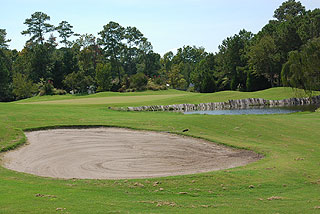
(0, 88), (320, 213)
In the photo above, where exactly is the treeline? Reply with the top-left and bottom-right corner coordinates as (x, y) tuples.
(0, 0), (319, 101)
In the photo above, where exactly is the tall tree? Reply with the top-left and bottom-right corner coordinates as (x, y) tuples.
(50, 47), (79, 89)
(122, 26), (145, 75)
(216, 30), (253, 90)
(76, 34), (101, 78)
(191, 54), (216, 93)
(136, 39), (155, 76)
(98, 21), (125, 82)
(275, 18), (303, 64)
(161, 51), (174, 72)
(0, 29), (11, 48)
(282, 37), (320, 94)
(172, 46), (207, 85)
(248, 35), (281, 87)
(56, 21), (76, 47)
(21, 12), (55, 45)
(0, 29), (12, 101)
(298, 9), (320, 43)
(147, 51), (161, 77)
(75, 34), (96, 49)
(274, 0), (306, 22)
(257, 1), (305, 73)
(13, 43), (55, 83)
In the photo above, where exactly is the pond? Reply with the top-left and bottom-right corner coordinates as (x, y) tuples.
(184, 104), (320, 115)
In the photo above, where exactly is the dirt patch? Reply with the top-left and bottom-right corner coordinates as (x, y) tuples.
(2, 128), (261, 179)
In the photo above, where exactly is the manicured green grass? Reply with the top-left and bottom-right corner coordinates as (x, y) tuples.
(16, 87), (319, 107)
(1, 88), (320, 213)
(15, 89), (188, 104)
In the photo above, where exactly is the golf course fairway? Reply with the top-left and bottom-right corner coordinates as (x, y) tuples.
(0, 87), (320, 213)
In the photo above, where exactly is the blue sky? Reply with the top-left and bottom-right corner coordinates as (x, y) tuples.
(1, 0), (319, 55)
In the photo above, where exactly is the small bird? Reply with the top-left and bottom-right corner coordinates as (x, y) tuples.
(182, 129), (189, 132)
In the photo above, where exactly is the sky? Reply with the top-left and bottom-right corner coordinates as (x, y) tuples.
(1, 0), (319, 55)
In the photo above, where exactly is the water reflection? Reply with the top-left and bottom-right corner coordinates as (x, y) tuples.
(184, 104), (320, 115)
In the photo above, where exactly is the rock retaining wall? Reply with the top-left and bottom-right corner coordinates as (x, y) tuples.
(124, 95), (320, 112)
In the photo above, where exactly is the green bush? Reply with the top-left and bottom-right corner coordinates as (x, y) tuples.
(152, 75), (166, 85)
(38, 78), (54, 96)
(125, 88), (136, 93)
(187, 86), (195, 92)
(12, 73), (37, 100)
(95, 63), (112, 92)
(63, 70), (94, 94)
(160, 85), (168, 90)
(129, 73), (148, 91)
(146, 79), (160, 91)
(53, 88), (67, 95)
(119, 75), (167, 92)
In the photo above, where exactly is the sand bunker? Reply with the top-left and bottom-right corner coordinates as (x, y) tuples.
(2, 128), (261, 179)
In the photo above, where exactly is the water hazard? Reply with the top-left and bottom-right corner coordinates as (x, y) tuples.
(184, 104), (320, 115)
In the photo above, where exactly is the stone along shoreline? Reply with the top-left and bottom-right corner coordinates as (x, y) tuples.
(123, 95), (320, 112)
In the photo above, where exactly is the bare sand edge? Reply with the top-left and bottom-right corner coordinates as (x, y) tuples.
(1, 128), (263, 180)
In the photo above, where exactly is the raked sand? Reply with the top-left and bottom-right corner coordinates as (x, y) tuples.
(2, 128), (261, 179)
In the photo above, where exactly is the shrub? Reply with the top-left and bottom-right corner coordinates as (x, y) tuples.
(146, 79), (160, 91)
(119, 74), (167, 92)
(187, 86), (195, 92)
(125, 88), (136, 93)
(54, 89), (67, 95)
(152, 75), (166, 85)
(38, 78), (54, 96)
(12, 73), (37, 100)
(130, 73), (148, 91)
(160, 85), (168, 90)
(63, 70), (94, 94)
(108, 78), (120, 92)
(95, 63), (112, 92)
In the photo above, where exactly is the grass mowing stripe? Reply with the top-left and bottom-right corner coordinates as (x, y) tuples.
(16, 87), (320, 106)
(19, 94), (187, 105)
